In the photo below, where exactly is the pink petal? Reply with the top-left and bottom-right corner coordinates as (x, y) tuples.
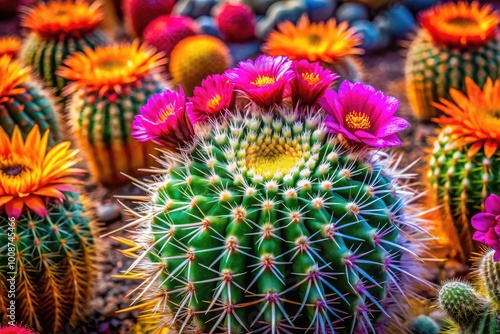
(374, 117), (410, 137)
(473, 231), (486, 243)
(485, 193), (500, 213)
(494, 251), (500, 262)
(484, 228), (500, 248)
(471, 212), (497, 231)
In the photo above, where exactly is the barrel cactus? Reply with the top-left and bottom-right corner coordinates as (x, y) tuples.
(0, 126), (99, 333)
(426, 78), (500, 263)
(115, 55), (430, 333)
(19, 0), (108, 97)
(405, 1), (500, 121)
(58, 41), (168, 186)
(169, 35), (232, 96)
(214, 2), (256, 42)
(0, 36), (20, 58)
(262, 15), (365, 85)
(439, 249), (500, 333)
(0, 55), (61, 147)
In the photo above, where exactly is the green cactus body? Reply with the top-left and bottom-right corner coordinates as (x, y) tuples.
(405, 31), (500, 121)
(122, 110), (427, 333)
(1, 81), (61, 147)
(427, 127), (500, 262)
(0, 192), (98, 333)
(20, 31), (107, 98)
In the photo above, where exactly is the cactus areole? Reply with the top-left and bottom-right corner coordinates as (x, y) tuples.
(119, 56), (427, 333)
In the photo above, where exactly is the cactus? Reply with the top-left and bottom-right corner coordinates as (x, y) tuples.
(214, 2), (255, 42)
(19, 0), (107, 98)
(405, 2), (500, 121)
(123, 0), (176, 37)
(0, 36), (20, 58)
(439, 250), (500, 333)
(409, 315), (440, 334)
(0, 55), (61, 147)
(169, 35), (232, 96)
(426, 78), (500, 263)
(0, 126), (99, 333)
(58, 42), (168, 186)
(262, 15), (365, 85)
(116, 56), (429, 333)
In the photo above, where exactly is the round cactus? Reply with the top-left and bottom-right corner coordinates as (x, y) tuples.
(169, 35), (232, 96)
(409, 315), (440, 334)
(0, 55), (61, 147)
(143, 15), (200, 60)
(0, 126), (99, 333)
(262, 15), (365, 85)
(215, 2), (255, 42)
(405, 2), (500, 121)
(19, 0), (107, 98)
(117, 55), (429, 333)
(0, 36), (20, 58)
(58, 42), (168, 186)
(426, 78), (500, 263)
(123, 0), (176, 37)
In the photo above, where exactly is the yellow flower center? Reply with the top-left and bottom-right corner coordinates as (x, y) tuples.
(97, 59), (125, 71)
(251, 75), (276, 87)
(308, 34), (322, 45)
(246, 141), (302, 178)
(447, 17), (479, 28)
(157, 105), (174, 123)
(345, 111), (371, 131)
(301, 72), (320, 85)
(207, 94), (222, 110)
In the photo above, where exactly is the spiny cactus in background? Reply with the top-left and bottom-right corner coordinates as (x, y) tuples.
(19, 0), (107, 97)
(0, 55), (61, 147)
(143, 15), (199, 63)
(426, 78), (500, 263)
(439, 250), (500, 333)
(0, 36), (20, 58)
(170, 35), (232, 96)
(405, 1), (500, 121)
(214, 2), (255, 42)
(263, 15), (365, 85)
(58, 41), (168, 186)
(123, 0), (176, 37)
(0, 325), (37, 334)
(115, 55), (430, 333)
(0, 126), (99, 333)
(409, 315), (440, 334)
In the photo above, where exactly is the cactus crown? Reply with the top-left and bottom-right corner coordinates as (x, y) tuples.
(0, 36), (20, 58)
(419, 1), (499, 48)
(262, 14), (364, 63)
(21, 0), (103, 39)
(0, 55), (31, 103)
(58, 41), (166, 97)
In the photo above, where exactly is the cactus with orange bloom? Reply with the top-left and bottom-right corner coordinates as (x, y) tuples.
(427, 78), (500, 263)
(406, 1), (500, 121)
(0, 126), (99, 333)
(0, 55), (61, 146)
(19, 0), (107, 97)
(58, 41), (168, 186)
(262, 15), (364, 85)
(0, 36), (20, 58)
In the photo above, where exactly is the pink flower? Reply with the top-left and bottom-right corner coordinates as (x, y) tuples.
(319, 81), (409, 148)
(225, 55), (293, 107)
(187, 74), (235, 124)
(472, 193), (500, 261)
(132, 86), (194, 152)
(290, 60), (339, 106)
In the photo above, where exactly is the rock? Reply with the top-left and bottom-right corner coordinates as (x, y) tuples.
(350, 20), (381, 52)
(403, 0), (438, 13)
(227, 40), (262, 64)
(242, 0), (281, 15)
(335, 3), (369, 24)
(196, 15), (221, 38)
(173, 0), (217, 18)
(255, 0), (307, 39)
(350, 0), (389, 10)
(387, 4), (416, 40)
(96, 202), (122, 222)
(305, 0), (336, 22)
(373, 14), (391, 35)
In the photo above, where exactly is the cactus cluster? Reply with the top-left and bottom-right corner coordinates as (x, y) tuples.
(406, 1), (500, 120)
(439, 250), (500, 333)
(117, 56), (428, 333)
(19, 0), (107, 97)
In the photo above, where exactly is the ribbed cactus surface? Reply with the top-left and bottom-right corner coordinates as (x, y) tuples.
(0, 192), (98, 333)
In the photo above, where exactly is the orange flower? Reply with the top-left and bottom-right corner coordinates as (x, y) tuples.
(262, 15), (363, 63)
(0, 55), (30, 104)
(21, 0), (103, 39)
(419, 1), (499, 48)
(0, 126), (84, 218)
(58, 41), (166, 96)
(0, 36), (21, 58)
(434, 77), (500, 158)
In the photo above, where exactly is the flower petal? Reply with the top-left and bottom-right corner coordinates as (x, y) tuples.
(471, 212), (497, 231)
(375, 117), (410, 137)
(24, 196), (48, 218)
(485, 193), (500, 214)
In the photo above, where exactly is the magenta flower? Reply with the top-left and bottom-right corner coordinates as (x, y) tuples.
(132, 86), (194, 152)
(472, 194), (500, 261)
(319, 81), (409, 148)
(290, 60), (339, 106)
(187, 74), (235, 124)
(225, 55), (293, 107)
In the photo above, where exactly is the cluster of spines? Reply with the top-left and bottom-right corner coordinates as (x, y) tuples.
(427, 128), (500, 262)
(406, 33), (500, 120)
(68, 75), (166, 185)
(0, 192), (98, 333)
(117, 111), (428, 333)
